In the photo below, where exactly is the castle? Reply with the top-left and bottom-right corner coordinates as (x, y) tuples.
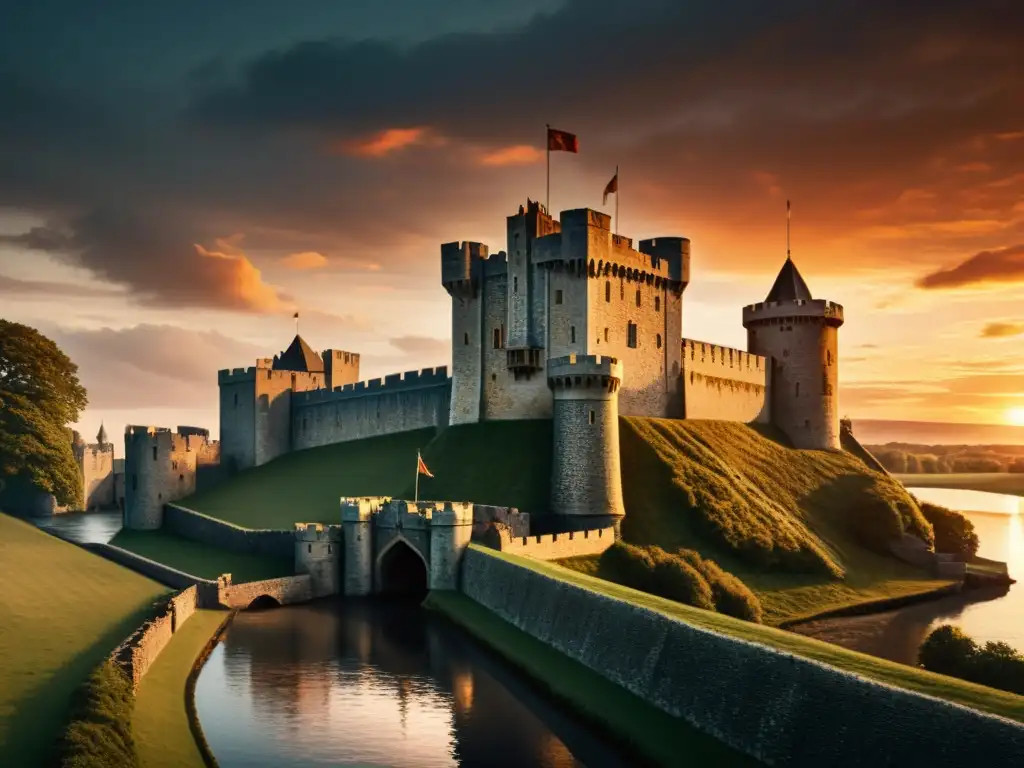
(123, 200), (843, 530)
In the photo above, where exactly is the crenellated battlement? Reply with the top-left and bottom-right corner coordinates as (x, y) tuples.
(683, 339), (767, 372)
(294, 522), (343, 542)
(547, 354), (623, 394)
(743, 298), (844, 327)
(293, 366), (450, 407)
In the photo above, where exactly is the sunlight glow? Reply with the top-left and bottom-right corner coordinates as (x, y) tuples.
(1005, 406), (1024, 426)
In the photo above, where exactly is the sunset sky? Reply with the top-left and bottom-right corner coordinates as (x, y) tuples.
(2, 0), (1023, 441)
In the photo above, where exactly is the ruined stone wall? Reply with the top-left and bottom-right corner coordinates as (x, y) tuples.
(170, 585), (197, 629)
(460, 546), (1024, 767)
(680, 339), (771, 423)
(110, 608), (174, 692)
(290, 369), (450, 451)
(496, 526), (614, 560)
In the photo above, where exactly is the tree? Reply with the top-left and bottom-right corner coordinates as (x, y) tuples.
(0, 320), (88, 509)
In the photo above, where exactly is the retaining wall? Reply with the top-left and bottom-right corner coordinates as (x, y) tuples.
(496, 527), (615, 560)
(164, 503), (295, 561)
(460, 546), (1024, 767)
(84, 542), (218, 593)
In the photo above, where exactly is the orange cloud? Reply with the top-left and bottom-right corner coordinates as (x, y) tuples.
(917, 244), (1024, 290)
(477, 144), (544, 167)
(980, 321), (1024, 338)
(956, 162), (992, 173)
(193, 238), (285, 312)
(336, 127), (437, 158)
(281, 251), (328, 270)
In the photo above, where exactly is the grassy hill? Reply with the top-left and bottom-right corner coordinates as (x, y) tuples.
(184, 421), (552, 528)
(0, 512), (168, 766)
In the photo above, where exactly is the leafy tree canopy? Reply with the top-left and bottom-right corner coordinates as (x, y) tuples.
(0, 319), (88, 508)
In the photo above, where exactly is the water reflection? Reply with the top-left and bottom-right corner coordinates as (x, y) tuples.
(29, 510), (122, 544)
(794, 494), (1023, 662)
(195, 600), (635, 768)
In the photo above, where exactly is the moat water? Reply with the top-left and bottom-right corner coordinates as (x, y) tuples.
(194, 599), (637, 768)
(793, 489), (1023, 662)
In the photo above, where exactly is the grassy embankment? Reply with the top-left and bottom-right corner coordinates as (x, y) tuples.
(896, 472), (1024, 498)
(133, 610), (227, 768)
(0, 512), (168, 766)
(446, 543), (1024, 723)
(425, 590), (757, 767)
(560, 418), (951, 625)
(110, 528), (293, 582)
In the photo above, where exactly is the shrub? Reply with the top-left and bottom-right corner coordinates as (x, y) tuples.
(918, 501), (979, 560)
(919, 625), (1024, 696)
(56, 660), (139, 768)
(677, 549), (764, 623)
(647, 546), (715, 611)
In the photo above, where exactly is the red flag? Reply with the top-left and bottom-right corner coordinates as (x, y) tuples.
(547, 127), (579, 153)
(417, 452), (433, 478)
(603, 171), (618, 205)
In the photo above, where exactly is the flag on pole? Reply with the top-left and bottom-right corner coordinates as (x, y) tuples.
(417, 452), (433, 478)
(547, 127), (579, 153)
(293, 312), (299, 319)
(603, 171), (618, 205)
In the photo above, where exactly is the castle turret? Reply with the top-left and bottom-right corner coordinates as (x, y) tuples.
(743, 258), (844, 449)
(295, 523), (342, 597)
(123, 426), (206, 529)
(441, 241), (490, 425)
(547, 354), (625, 527)
(96, 423), (108, 447)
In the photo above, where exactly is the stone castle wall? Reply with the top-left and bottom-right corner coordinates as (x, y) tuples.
(216, 573), (313, 608)
(164, 504), (295, 561)
(680, 339), (771, 423)
(79, 444), (115, 510)
(290, 368), (450, 451)
(495, 526), (615, 560)
(460, 545), (1024, 767)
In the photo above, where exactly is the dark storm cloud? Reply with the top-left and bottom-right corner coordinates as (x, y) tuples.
(917, 244), (1024, 290)
(0, 274), (124, 300)
(0, 0), (1021, 310)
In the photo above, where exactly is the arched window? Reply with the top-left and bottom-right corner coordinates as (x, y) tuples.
(605, 281), (611, 302)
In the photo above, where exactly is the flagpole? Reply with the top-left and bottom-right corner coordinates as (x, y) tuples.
(414, 451), (420, 503)
(786, 199), (791, 261)
(545, 124), (551, 214)
(615, 165), (619, 236)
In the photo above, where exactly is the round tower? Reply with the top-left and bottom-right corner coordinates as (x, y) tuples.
(743, 258), (844, 450)
(441, 240), (489, 425)
(123, 426), (169, 530)
(340, 497), (378, 596)
(294, 523), (342, 597)
(547, 354), (625, 527)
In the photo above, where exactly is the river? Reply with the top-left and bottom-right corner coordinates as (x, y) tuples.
(792, 487), (1023, 663)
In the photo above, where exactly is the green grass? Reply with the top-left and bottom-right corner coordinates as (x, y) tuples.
(56, 660), (139, 767)
(896, 472), (1024, 497)
(603, 418), (950, 624)
(184, 421), (552, 530)
(0, 512), (168, 766)
(482, 544), (1024, 723)
(426, 591), (756, 767)
(133, 610), (227, 768)
(110, 529), (293, 582)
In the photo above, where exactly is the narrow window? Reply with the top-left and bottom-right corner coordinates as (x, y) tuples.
(233, 393), (238, 408)
(589, 409), (596, 425)
(620, 282), (624, 300)
(513, 276), (518, 293)
(657, 334), (662, 349)
(152, 446), (157, 461)
(604, 328), (609, 342)
(605, 281), (611, 302)
(827, 350), (832, 366)
(804, 419), (810, 428)
(636, 289), (641, 307)
(796, 382), (800, 397)
(328, 544), (332, 554)
(627, 321), (638, 348)
(464, 332), (469, 345)
(571, 325), (576, 343)
(493, 328), (501, 349)
(501, 324), (505, 346)
(555, 289), (563, 305)
(179, 474), (184, 482)
(267, 369), (272, 379)
(655, 296), (661, 312)
(308, 544), (312, 553)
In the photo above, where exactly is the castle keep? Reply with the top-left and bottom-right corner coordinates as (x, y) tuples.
(124, 201), (843, 530)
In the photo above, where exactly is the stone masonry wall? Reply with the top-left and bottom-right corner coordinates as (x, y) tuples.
(449, 288), (484, 425)
(164, 504), (295, 561)
(216, 573), (314, 608)
(84, 542), (218, 591)
(253, 368), (323, 466)
(219, 373), (256, 472)
(170, 585), (197, 630)
(496, 527), (615, 560)
(460, 546), (1024, 766)
(80, 445), (115, 510)
(291, 373), (450, 451)
(681, 339), (771, 423)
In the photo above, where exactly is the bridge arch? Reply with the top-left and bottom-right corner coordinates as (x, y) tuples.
(247, 594), (281, 610)
(375, 535), (429, 597)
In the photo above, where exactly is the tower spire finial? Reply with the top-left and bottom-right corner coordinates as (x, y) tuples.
(786, 199), (792, 262)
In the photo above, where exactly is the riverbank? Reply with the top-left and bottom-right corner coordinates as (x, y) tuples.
(425, 591), (755, 767)
(897, 473), (1024, 497)
(133, 609), (229, 768)
(0, 512), (168, 765)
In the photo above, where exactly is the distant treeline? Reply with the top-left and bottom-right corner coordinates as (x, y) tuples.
(864, 443), (1024, 474)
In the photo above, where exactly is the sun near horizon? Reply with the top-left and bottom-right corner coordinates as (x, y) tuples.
(1005, 407), (1024, 427)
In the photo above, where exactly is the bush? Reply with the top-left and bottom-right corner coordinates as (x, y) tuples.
(919, 625), (1024, 696)
(849, 488), (916, 553)
(918, 501), (979, 560)
(55, 660), (139, 768)
(599, 542), (763, 623)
